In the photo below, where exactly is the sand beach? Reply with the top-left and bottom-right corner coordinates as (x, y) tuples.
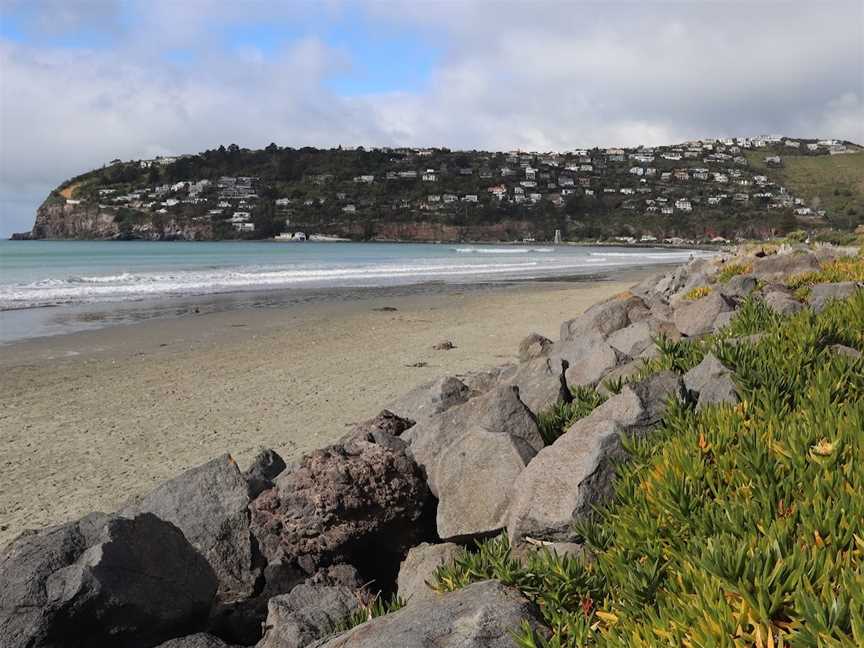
(0, 271), (658, 545)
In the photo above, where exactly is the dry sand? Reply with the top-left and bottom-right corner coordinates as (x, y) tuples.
(0, 273), (654, 545)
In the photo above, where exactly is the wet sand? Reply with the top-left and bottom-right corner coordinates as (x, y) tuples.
(0, 270), (658, 545)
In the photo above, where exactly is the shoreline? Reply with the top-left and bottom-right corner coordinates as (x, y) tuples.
(0, 268), (662, 544)
(0, 265), (678, 346)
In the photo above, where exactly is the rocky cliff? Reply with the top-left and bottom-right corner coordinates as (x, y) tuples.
(32, 199), (213, 240)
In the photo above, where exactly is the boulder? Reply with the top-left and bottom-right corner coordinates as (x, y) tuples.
(157, 634), (238, 648)
(517, 332), (554, 362)
(499, 356), (563, 414)
(458, 367), (508, 396)
(0, 513), (216, 648)
(310, 580), (544, 648)
(340, 410), (415, 452)
(405, 385), (542, 496)
(830, 344), (862, 359)
(562, 337), (621, 388)
(808, 282), (861, 312)
(397, 543), (462, 605)
(585, 370), (685, 433)
(121, 454), (259, 603)
(605, 320), (655, 358)
(257, 583), (362, 648)
(673, 291), (735, 338)
(559, 293), (645, 341)
(712, 310), (736, 333)
(596, 360), (644, 398)
(435, 429), (537, 541)
(243, 449), (288, 498)
(720, 274), (757, 299)
(386, 376), (470, 424)
(683, 353), (739, 411)
(250, 438), (431, 583)
(753, 250), (820, 281)
(763, 290), (804, 316)
(507, 418), (625, 543)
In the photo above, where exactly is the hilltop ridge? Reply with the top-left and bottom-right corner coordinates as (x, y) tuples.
(22, 136), (864, 243)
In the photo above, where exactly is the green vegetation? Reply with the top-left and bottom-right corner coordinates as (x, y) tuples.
(682, 285), (712, 301)
(716, 262), (753, 283)
(433, 287), (864, 646)
(330, 593), (405, 635)
(749, 150), (864, 229)
(538, 387), (607, 445)
(787, 256), (864, 290)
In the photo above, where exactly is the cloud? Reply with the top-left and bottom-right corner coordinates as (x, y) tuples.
(1, 0), (862, 235)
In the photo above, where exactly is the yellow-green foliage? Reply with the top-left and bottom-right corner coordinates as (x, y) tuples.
(747, 150), (864, 222)
(787, 255), (864, 290)
(683, 286), (712, 301)
(434, 291), (864, 647)
(716, 262), (753, 283)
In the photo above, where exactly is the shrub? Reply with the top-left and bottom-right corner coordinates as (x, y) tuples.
(787, 255), (864, 290)
(434, 291), (864, 646)
(683, 286), (712, 301)
(716, 262), (753, 283)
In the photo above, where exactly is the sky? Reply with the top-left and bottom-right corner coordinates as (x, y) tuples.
(0, 0), (862, 236)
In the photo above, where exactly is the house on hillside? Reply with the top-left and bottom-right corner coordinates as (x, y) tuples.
(422, 170), (438, 182)
(674, 199), (692, 212)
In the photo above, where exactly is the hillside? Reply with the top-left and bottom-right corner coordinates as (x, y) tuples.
(23, 136), (864, 243)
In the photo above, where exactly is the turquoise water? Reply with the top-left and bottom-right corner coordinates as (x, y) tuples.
(0, 240), (712, 343)
(0, 240), (707, 311)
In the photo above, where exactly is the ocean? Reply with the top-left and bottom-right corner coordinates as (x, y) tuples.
(0, 240), (710, 343)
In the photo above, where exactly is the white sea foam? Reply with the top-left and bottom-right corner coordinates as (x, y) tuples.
(0, 245), (714, 310)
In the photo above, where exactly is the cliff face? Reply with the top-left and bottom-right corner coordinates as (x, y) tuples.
(32, 201), (212, 240)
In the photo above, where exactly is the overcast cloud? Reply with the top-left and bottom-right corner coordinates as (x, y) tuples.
(0, 0), (862, 235)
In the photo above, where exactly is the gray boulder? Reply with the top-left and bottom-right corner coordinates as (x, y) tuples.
(518, 332), (554, 361)
(585, 370), (685, 433)
(683, 353), (739, 411)
(121, 454), (259, 603)
(257, 583), (362, 648)
(753, 251), (820, 281)
(244, 449), (288, 498)
(606, 320), (666, 358)
(397, 543), (461, 605)
(310, 580), (544, 648)
(597, 360), (644, 398)
(720, 274), (757, 299)
(405, 385), (542, 496)
(559, 293), (646, 341)
(763, 290), (804, 316)
(435, 429), (537, 541)
(562, 336), (621, 388)
(830, 344), (862, 359)
(507, 418), (625, 543)
(673, 291), (735, 337)
(386, 376), (471, 424)
(157, 634), (238, 648)
(808, 282), (861, 312)
(0, 513), (217, 648)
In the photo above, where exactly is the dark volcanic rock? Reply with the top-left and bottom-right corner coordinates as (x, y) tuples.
(243, 449), (288, 498)
(310, 580), (544, 648)
(250, 438), (432, 586)
(340, 410), (416, 452)
(0, 513), (217, 648)
(121, 454), (260, 603)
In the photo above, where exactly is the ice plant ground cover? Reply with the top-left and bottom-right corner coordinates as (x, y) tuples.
(434, 286), (864, 647)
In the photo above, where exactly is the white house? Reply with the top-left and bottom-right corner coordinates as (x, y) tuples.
(230, 211), (251, 223)
(422, 170), (438, 182)
(674, 199), (692, 212)
(462, 194), (478, 203)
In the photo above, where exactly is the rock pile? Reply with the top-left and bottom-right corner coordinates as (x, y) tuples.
(2, 244), (861, 648)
